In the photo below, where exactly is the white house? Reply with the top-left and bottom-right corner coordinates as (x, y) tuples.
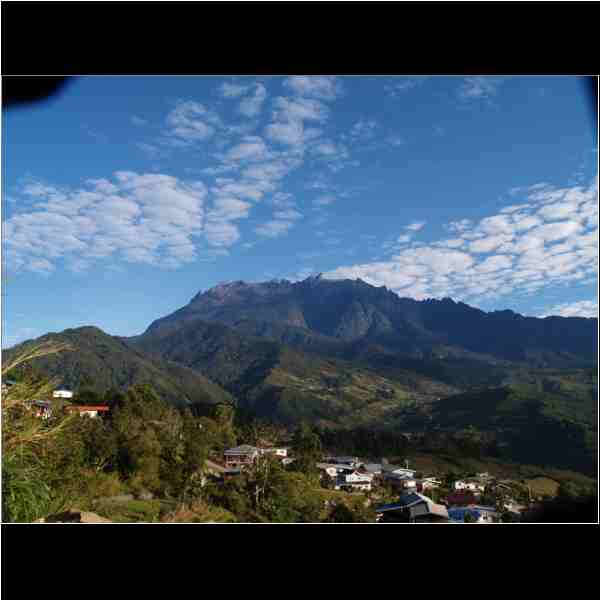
(383, 466), (417, 489)
(53, 389), (73, 399)
(259, 447), (288, 458)
(421, 477), (442, 490)
(454, 480), (485, 493)
(317, 462), (355, 479)
(64, 405), (109, 418)
(382, 465), (416, 478)
(338, 471), (373, 492)
(224, 445), (260, 468)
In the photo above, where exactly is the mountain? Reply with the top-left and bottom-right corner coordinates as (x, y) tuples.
(6, 277), (597, 474)
(143, 276), (597, 369)
(133, 318), (458, 427)
(4, 326), (234, 410)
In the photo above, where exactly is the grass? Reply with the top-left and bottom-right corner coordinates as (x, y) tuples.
(314, 487), (368, 519)
(93, 498), (170, 522)
(524, 477), (560, 498)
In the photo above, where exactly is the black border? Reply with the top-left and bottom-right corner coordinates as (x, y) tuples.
(2, 1), (599, 75)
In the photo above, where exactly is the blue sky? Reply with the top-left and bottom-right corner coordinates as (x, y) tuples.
(2, 75), (598, 347)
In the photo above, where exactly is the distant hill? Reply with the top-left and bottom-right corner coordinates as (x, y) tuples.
(4, 326), (233, 409)
(421, 373), (598, 475)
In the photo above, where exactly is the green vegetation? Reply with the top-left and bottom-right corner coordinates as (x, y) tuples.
(4, 326), (234, 410)
(423, 381), (597, 475)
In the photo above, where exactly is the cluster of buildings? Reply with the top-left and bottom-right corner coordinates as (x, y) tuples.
(220, 445), (532, 524)
(8, 386), (111, 419)
(316, 456), (443, 495)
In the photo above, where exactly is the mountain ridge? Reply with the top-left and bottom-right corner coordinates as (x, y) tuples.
(143, 277), (598, 368)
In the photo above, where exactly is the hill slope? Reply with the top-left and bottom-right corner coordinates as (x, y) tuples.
(133, 318), (458, 427)
(420, 372), (598, 475)
(4, 326), (234, 409)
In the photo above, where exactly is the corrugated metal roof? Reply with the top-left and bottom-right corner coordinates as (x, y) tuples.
(224, 445), (259, 454)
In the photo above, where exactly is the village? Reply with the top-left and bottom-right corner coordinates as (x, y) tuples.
(212, 442), (530, 523)
(1, 380), (550, 524)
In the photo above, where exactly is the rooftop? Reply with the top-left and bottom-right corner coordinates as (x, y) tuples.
(224, 444), (260, 454)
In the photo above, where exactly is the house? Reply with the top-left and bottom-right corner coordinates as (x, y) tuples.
(259, 446), (289, 458)
(447, 507), (494, 523)
(337, 470), (373, 492)
(31, 400), (53, 419)
(388, 475), (417, 490)
(409, 501), (449, 523)
(323, 456), (362, 468)
(317, 462), (356, 480)
(382, 464), (416, 478)
(223, 445), (260, 468)
(376, 492), (448, 523)
(53, 389), (74, 399)
(420, 477), (442, 490)
(382, 467), (418, 490)
(360, 463), (383, 476)
(64, 405), (110, 418)
(454, 480), (485, 493)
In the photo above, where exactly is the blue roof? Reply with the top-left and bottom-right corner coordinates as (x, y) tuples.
(448, 508), (482, 521)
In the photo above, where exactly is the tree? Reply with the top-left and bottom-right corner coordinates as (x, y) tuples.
(327, 501), (376, 523)
(464, 511), (476, 524)
(291, 422), (322, 475)
(176, 410), (209, 503)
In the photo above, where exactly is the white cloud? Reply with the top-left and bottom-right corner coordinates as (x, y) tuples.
(255, 220), (294, 238)
(283, 76), (342, 101)
(225, 136), (269, 162)
(404, 221), (426, 232)
(204, 220), (240, 247)
(208, 197), (251, 221)
(273, 209), (302, 221)
(239, 83), (267, 117)
(540, 300), (598, 318)
(323, 176), (598, 304)
(272, 96), (329, 124)
(469, 234), (512, 254)
(350, 119), (377, 139)
(131, 116), (147, 126)
(265, 119), (305, 146)
(4, 172), (209, 272)
(446, 219), (472, 233)
(385, 77), (428, 96)
(459, 77), (505, 100)
(219, 82), (250, 98)
(166, 100), (220, 143)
